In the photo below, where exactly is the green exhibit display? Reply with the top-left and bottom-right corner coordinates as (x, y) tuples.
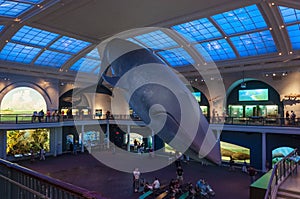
(221, 141), (250, 163)
(7, 129), (50, 156)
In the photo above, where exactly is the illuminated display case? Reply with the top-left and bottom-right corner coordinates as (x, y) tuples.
(7, 129), (50, 156)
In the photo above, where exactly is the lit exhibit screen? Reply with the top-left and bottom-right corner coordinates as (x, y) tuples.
(220, 141), (250, 163)
(239, 89), (268, 101)
(192, 92), (201, 102)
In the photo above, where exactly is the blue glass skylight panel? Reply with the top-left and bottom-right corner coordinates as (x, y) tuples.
(279, 6), (300, 24)
(286, 24), (300, 50)
(12, 26), (59, 47)
(0, 1), (32, 17)
(35, 50), (72, 68)
(93, 66), (100, 75)
(70, 57), (101, 72)
(212, 5), (267, 35)
(230, 30), (277, 57)
(50, 36), (91, 54)
(86, 48), (100, 59)
(20, 0), (44, 4)
(0, 25), (4, 32)
(134, 30), (178, 50)
(156, 47), (194, 67)
(172, 18), (222, 42)
(126, 38), (147, 48)
(0, 42), (41, 64)
(194, 39), (236, 62)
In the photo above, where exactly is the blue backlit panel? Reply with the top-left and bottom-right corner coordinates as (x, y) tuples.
(172, 18), (222, 42)
(0, 25), (4, 32)
(86, 48), (100, 59)
(12, 26), (59, 47)
(70, 57), (101, 72)
(0, 1), (32, 17)
(0, 42), (41, 64)
(20, 0), (43, 3)
(50, 36), (91, 54)
(93, 66), (100, 75)
(134, 30), (178, 50)
(157, 47), (194, 67)
(126, 38), (147, 48)
(286, 24), (300, 50)
(212, 5), (267, 35)
(35, 50), (72, 68)
(279, 6), (300, 24)
(230, 30), (277, 57)
(194, 39), (236, 62)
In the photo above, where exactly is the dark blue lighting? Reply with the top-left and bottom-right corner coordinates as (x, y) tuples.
(0, 1), (33, 17)
(230, 30), (277, 57)
(0, 42), (41, 64)
(286, 24), (300, 50)
(212, 5), (267, 35)
(194, 39), (236, 62)
(172, 18), (222, 42)
(35, 50), (72, 68)
(50, 36), (91, 54)
(279, 6), (300, 24)
(134, 30), (178, 50)
(157, 47), (194, 67)
(12, 25), (59, 47)
(70, 57), (101, 72)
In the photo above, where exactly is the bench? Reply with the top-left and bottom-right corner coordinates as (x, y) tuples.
(178, 191), (189, 199)
(139, 190), (153, 199)
(155, 191), (168, 199)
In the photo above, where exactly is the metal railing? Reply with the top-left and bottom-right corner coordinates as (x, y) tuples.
(264, 148), (298, 199)
(0, 158), (104, 199)
(1, 114), (300, 128)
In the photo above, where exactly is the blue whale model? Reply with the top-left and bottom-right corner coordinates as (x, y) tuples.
(101, 38), (221, 164)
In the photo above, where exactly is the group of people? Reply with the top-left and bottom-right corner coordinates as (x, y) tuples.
(285, 110), (297, 125)
(30, 145), (46, 162)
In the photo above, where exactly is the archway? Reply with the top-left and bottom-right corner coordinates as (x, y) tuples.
(0, 87), (47, 121)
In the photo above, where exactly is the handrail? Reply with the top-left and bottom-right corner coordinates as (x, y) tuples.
(264, 148), (298, 199)
(0, 158), (105, 199)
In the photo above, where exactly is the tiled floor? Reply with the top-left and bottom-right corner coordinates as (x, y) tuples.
(19, 152), (251, 199)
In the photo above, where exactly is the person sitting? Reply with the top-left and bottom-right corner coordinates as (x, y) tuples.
(143, 182), (152, 193)
(152, 177), (160, 190)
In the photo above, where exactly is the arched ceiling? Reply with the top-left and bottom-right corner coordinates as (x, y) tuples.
(0, 0), (299, 82)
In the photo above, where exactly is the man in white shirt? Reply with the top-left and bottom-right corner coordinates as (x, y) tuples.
(152, 177), (160, 190)
(133, 168), (141, 192)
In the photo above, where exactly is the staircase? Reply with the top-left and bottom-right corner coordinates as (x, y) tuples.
(277, 188), (300, 199)
(276, 165), (300, 199)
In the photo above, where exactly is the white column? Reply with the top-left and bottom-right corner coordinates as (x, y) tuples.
(1, 130), (7, 159)
(106, 119), (110, 149)
(127, 125), (130, 152)
(262, 132), (266, 172)
(81, 125), (85, 153)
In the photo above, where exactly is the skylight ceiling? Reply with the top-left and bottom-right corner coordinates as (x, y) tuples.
(0, 0), (43, 18)
(0, 25), (92, 69)
(279, 6), (300, 50)
(0, 1), (300, 78)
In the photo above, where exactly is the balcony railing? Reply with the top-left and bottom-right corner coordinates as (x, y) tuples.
(0, 158), (104, 199)
(0, 114), (300, 128)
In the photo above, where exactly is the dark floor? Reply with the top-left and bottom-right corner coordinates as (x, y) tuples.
(19, 152), (251, 199)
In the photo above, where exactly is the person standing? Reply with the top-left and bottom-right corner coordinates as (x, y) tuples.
(176, 166), (184, 184)
(285, 111), (290, 125)
(40, 146), (45, 161)
(133, 168), (141, 192)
